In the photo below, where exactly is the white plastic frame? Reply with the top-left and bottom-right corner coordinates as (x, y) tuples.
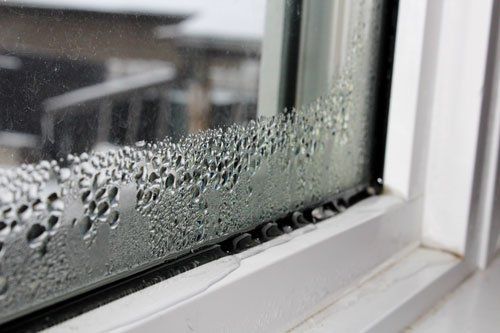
(46, 0), (499, 331)
(385, 0), (498, 261)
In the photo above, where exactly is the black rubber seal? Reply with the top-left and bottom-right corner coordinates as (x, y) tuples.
(369, 0), (400, 193)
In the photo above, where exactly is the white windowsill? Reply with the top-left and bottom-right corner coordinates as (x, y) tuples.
(292, 248), (469, 332)
(47, 194), (429, 332)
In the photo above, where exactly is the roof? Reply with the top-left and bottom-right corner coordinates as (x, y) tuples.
(2, 0), (266, 42)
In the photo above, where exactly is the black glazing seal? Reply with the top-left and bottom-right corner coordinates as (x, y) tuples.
(369, 0), (400, 193)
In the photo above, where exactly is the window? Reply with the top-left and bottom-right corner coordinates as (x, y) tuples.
(0, 0), (398, 328)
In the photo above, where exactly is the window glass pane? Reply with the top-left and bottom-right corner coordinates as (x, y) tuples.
(0, 0), (394, 324)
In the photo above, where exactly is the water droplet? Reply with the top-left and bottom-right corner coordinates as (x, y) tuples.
(88, 201), (97, 214)
(142, 190), (152, 203)
(59, 168), (71, 181)
(108, 211), (120, 229)
(135, 140), (146, 148)
(78, 216), (92, 237)
(136, 189), (144, 201)
(94, 188), (106, 200)
(108, 186), (119, 203)
(165, 173), (175, 188)
(97, 202), (110, 217)
(26, 223), (46, 247)
(47, 192), (59, 203)
(17, 204), (31, 221)
(148, 172), (159, 183)
(47, 215), (59, 229)
(81, 190), (92, 203)
(0, 221), (7, 235)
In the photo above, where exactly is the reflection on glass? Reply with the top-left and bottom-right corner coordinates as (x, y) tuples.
(0, 0), (264, 164)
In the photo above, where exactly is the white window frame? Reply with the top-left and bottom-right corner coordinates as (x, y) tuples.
(47, 0), (499, 332)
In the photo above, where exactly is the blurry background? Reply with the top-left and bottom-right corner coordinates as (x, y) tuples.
(0, 0), (265, 164)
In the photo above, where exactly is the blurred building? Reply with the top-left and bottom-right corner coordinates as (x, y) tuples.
(0, 0), (265, 164)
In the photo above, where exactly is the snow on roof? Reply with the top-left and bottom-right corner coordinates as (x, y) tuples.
(1, 0), (266, 41)
(173, 0), (266, 42)
(1, 0), (197, 16)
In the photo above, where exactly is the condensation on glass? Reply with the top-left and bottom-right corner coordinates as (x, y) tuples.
(0, 0), (387, 323)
